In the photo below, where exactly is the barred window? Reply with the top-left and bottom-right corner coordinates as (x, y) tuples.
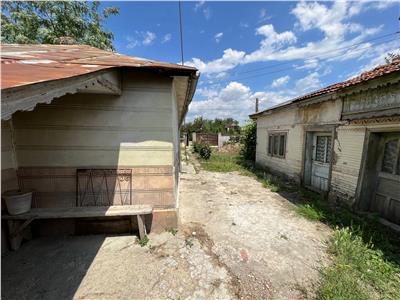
(315, 135), (332, 163)
(268, 132), (287, 158)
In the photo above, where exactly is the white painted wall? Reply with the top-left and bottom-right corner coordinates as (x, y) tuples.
(255, 99), (342, 182)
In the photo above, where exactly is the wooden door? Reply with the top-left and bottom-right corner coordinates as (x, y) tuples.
(310, 133), (332, 191)
(370, 133), (400, 224)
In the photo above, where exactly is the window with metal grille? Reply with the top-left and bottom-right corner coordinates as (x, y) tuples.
(267, 132), (287, 158)
(315, 135), (332, 163)
(382, 139), (399, 174)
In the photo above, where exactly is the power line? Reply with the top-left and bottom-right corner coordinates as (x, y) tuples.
(178, 0), (184, 65)
(225, 31), (399, 78)
(223, 37), (398, 82)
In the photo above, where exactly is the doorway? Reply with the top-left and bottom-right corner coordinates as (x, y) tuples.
(304, 131), (333, 192)
(369, 133), (400, 224)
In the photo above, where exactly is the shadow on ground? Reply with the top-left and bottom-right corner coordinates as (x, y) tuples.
(2, 235), (105, 300)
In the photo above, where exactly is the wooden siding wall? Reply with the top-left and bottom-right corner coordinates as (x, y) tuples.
(330, 126), (365, 202)
(3, 70), (178, 209)
(331, 120), (400, 205)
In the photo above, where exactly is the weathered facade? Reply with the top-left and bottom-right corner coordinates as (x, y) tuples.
(251, 60), (400, 225)
(1, 44), (198, 233)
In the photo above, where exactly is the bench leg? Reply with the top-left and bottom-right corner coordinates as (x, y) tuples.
(136, 215), (147, 240)
(7, 220), (23, 251)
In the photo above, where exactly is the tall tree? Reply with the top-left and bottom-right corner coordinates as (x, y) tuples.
(1, 1), (119, 51)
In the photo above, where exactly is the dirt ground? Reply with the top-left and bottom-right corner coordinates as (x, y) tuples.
(2, 160), (331, 299)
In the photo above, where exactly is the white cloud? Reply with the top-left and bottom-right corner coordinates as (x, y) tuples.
(194, 1), (211, 20)
(185, 1), (384, 74)
(271, 75), (290, 88)
(215, 32), (224, 43)
(240, 22), (249, 28)
(295, 72), (321, 93)
(188, 81), (291, 123)
(203, 7), (211, 20)
(194, 1), (205, 12)
(161, 33), (172, 44)
(258, 8), (271, 23)
(185, 48), (246, 74)
(126, 31), (156, 48)
(142, 31), (156, 45)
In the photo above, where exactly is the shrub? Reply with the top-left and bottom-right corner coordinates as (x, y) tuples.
(193, 141), (202, 153)
(240, 120), (257, 161)
(199, 143), (212, 160)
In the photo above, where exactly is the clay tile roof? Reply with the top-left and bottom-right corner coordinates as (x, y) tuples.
(1, 44), (197, 90)
(251, 59), (400, 117)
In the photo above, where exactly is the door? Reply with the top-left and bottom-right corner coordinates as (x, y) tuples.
(370, 133), (400, 224)
(310, 133), (332, 191)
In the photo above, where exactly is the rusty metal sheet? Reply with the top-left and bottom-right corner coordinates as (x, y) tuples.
(1, 44), (196, 90)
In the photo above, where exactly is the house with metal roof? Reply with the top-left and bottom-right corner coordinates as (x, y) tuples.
(250, 60), (400, 226)
(1, 44), (198, 246)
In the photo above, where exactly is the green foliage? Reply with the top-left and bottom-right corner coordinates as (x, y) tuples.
(193, 141), (212, 160)
(240, 120), (257, 161)
(192, 141), (202, 153)
(1, 1), (119, 50)
(199, 143), (212, 160)
(296, 203), (325, 221)
(320, 227), (400, 300)
(138, 235), (149, 247)
(166, 227), (178, 236)
(182, 117), (240, 138)
(200, 152), (245, 173)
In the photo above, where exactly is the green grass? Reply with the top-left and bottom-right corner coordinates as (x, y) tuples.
(198, 151), (283, 192)
(296, 203), (325, 221)
(320, 227), (400, 300)
(197, 150), (400, 299)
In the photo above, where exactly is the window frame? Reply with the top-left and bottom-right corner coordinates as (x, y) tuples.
(267, 132), (287, 159)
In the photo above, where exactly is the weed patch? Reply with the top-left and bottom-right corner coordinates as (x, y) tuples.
(166, 227), (178, 236)
(138, 235), (149, 247)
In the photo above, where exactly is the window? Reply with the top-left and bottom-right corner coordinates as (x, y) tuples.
(381, 139), (400, 174)
(315, 135), (332, 163)
(267, 132), (287, 158)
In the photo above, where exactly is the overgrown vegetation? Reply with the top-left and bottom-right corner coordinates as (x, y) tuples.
(296, 190), (400, 299)
(166, 227), (178, 236)
(192, 141), (212, 160)
(239, 120), (257, 161)
(197, 150), (400, 299)
(138, 235), (149, 247)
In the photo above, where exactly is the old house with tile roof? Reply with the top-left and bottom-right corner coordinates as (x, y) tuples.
(251, 60), (400, 226)
(1, 44), (198, 245)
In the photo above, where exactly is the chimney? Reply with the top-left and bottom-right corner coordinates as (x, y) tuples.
(255, 98), (259, 113)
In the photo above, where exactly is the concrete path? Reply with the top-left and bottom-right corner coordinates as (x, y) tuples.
(2, 160), (330, 299)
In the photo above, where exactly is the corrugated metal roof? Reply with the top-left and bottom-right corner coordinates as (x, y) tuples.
(1, 44), (197, 90)
(251, 59), (400, 118)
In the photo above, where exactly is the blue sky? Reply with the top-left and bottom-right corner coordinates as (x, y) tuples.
(102, 1), (399, 123)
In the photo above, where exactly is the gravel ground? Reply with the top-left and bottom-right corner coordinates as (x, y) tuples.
(2, 159), (331, 299)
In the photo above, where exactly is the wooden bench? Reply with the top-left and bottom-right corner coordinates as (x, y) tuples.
(2, 205), (153, 250)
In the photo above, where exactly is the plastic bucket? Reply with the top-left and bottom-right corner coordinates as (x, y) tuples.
(2, 190), (32, 215)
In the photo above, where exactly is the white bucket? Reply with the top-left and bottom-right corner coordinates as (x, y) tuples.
(3, 190), (32, 215)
